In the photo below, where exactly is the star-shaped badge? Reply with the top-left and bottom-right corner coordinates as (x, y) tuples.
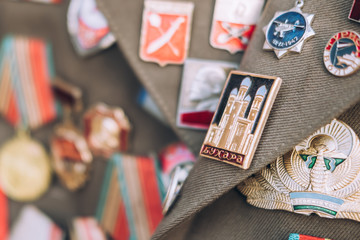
(263, 6), (315, 59)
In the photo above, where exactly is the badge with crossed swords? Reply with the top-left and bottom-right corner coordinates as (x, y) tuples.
(139, 1), (194, 66)
(210, 0), (265, 54)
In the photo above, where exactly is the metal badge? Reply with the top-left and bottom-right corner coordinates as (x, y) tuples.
(200, 71), (282, 169)
(139, 0), (194, 66)
(51, 77), (92, 191)
(0, 131), (51, 202)
(51, 125), (92, 191)
(210, 0), (265, 53)
(162, 162), (194, 214)
(239, 119), (360, 222)
(177, 59), (238, 130)
(67, 0), (116, 57)
(289, 233), (332, 240)
(323, 30), (360, 77)
(349, 0), (360, 23)
(83, 103), (131, 157)
(263, 0), (315, 59)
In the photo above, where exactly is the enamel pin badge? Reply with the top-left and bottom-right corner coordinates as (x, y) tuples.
(210, 0), (265, 54)
(349, 0), (360, 23)
(139, 0), (194, 66)
(67, 0), (116, 57)
(83, 103), (131, 158)
(324, 31), (360, 77)
(263, 0), (315, 59)
(239, 119), (360, 222)
(177, 58), (238, 130)
(200, 71), (282, 169)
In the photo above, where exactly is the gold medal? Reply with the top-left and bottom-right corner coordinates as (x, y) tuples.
(51, 77), (92, 191)
(0, 36), (57, 201)
(0, 131), (51, 201)
(51, 124), (92, 191)
(84, 103), (131, 157)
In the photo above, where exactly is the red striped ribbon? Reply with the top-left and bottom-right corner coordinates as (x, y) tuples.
(0, 35), (57, 129)
(137, 156), (163, 234)
(97, 154), (164, 239)
(0, 189), (8, 239)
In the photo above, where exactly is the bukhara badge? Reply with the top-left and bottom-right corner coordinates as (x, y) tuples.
(200, 71), (282, 169)
(139, 0), (194, 66)
(210, 0), (265, 54)
(324, 30), (360, 77)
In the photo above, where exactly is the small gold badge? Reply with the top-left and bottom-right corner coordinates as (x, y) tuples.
(0, 131), (51, 202)
(239, 119), (360, 222)
(200, 71), (281, 169)
(51, 125), (92, 191)
(84, 103), (131, 157)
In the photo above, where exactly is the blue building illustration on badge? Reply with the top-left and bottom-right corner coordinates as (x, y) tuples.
(263, 1), (315, 59)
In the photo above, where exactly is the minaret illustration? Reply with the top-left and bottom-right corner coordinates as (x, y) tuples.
(205, 77), (268, 155)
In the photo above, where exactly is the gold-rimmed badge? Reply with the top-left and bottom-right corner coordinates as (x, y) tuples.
(200, 71), (281, 169)
(0, 131), (51, 202)
(239, 119), (360, 222)
(83, 103), (131, 158)
(51, 124), (92, 191)
(51, 77), (92, 191)
(0, 36), (57, 201)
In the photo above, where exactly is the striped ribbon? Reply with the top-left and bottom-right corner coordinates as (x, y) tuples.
(0, 189), (8, 239)
(289, 233), (332, 240)
(0, 35), (57, 129)
(96, 154), (164, 240)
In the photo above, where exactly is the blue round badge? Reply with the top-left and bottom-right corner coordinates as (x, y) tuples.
(324, 31), (360, 77)
(329, 38), (357, 69)
(267, 11), (306, 50)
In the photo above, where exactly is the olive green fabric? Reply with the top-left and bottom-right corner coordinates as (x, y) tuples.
(99, 0), (360, 239)
(0, 0), (178, 229)
(96, 0), (242, 155)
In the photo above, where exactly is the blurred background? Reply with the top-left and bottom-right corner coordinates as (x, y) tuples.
(0, 0), (180, 238)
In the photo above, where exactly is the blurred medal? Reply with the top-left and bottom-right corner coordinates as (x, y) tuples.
(67, 0), (116, 57)
(51, 78), (92, 191)
(84, 103), (131, 158)
(158, 142), (196, 214)
(0, 36), (57, 201)
(162, 162), (193, 214)
(0, 131), (51, 202)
